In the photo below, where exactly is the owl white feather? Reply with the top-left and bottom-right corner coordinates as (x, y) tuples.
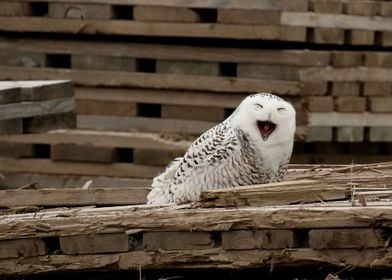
(147, 93), (296, 205)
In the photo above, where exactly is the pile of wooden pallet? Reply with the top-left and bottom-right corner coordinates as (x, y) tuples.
(1, 162), (392, 277)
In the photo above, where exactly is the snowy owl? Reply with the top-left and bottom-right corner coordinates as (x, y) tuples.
(147, 93), (296, 205)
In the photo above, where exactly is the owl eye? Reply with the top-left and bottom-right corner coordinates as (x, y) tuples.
(277, 107), (286, 112)
(255, 103), (263, 109)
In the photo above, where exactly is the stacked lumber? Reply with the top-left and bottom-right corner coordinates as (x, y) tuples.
(0, 80), (75, 134)
(0, 0), (392, 46)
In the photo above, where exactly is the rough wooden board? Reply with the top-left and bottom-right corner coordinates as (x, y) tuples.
(364, 53), (392, 68)
(307, 96), (334, 112)
(11, 0), (308, 11)
(133, 148), (184, 166)
(51, 143), (118, 163)
(335, 97), (366, 112)
(143, 232), (215, 251)
(332, 82), (360, 96)
(76, 99), (137, 117)
(332, 52), (362, 67)
(336, 127), (364, 142)
(60, 233), (128, 254)
(310, 0), (343, 13)
(2, 173), (152, 189)
(0, 97), (74, 121)
(77, 115), (217, 135)
(370, 127), (392, 142)
(156, 60), (220, 76)
(0, 2), (31, 16)
(217, 9), (280, 25)
(312, 28), (344, 44)
(306, 127), (333, 142)
(381, 31), (392, 47)
(237, 64), (299, 81)
(198, 180), (347, 208)
(222, 230), (296, 250)
(0, 49), (46, 68)
(49, 3), (114, 19)
(280, 26), (306, 41)
(0, 119), (23, 134)
(161, 104), (225, 121)
(0, 66), (302, 95)
(0, 188), (149, 207)
(0, 157), (163, 179)
(0, 17), (283, 40)
(0, 129), (190, 150)
(0, 87), (21, 105)
(309, 112), (392, 126)
(0, 38), (331, 66)
(370, 97), (392, 113)
(350, 30), (374, 45)
(299, 67), (392, 82)
(23, 112), (76, 133)
(72, 54), (136, 71)
(0, 238), (47, 259)
(346, 1), (377, 16)
(363, 82), (391, 96)
(0, 142), (35, 158)
(133, 6), (201, 22)
(281, 12), (392, 32)
(309, 229), (387, 249)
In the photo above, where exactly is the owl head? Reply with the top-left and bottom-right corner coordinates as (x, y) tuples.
(230, 93), (296, 145)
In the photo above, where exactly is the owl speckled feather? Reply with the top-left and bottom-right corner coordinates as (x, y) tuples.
(147, 93), (296, 205)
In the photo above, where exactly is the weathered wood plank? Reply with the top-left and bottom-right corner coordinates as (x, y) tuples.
(309, 112), (392, 127)
(161, 104), (225, 121)
(76, 99), (137, 117)
(49, 3), (114, 19)
(198, 180), (347, 208)
(309, 229), (387, 249)
(0, 238), (47, 259)
(51, 144), (118, 163)
(156, 60), (220, 76)
(133, 6), (201, 22)
(143, 232), (215, 251)
(0, 188), (149, 207)
(0, 157), (163, 179)
(0, 2), (31, 16)
(72, 54), (136, 71)
(60, 233), (128, 254)
(299, 67), (392, 82)
(23, 112), (76, 133)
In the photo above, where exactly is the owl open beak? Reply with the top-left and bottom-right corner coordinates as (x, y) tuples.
(257, 121), (276, 140)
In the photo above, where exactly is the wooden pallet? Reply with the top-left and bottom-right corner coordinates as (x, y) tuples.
(1, 0), (392, 46)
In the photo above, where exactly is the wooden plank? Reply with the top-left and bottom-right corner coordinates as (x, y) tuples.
(217, 9), (280, 25)
(307, 96), (334, 112)
(198, 180), (347, 208)
(0, 238), (47, 259)
(222, 230), (297, 250)
(143, 232), (215, 251)
(133, 6), (201, 22)
(156, 60), (220, 76)
(0, 142), (35, 158)
(380, 2), (392, 17)
(279, 26), (306, 41)
(0, 97), (74, 121)
(332, 82), (359, 96)
(161, 104), (226, 121)
(0, 119), (23, 134)
(133, 148), (184, 166)
(60, 233), (128, 255)
(370, 127), (392, 142)
(363, 82), (391, 96)
(0, 86), (21, 105)
(0, 38), (331, 66)
(300, 81), (328, 95)
(72, 54), (136, 72)
(335, 97), (366, 112)
(381, 32), (392, 47)
(332, 52), (362, 67)
(0, 50), (46, 68)
(76, 99), (137, 117)
(364, 53), (392, 67)
(350, 30), (374, 45)
(0, 17), (283, 40)
(299, 67), (392, 82)
(309, 229), (387, 249)
(237, 64), (299, 81)
(0, 129), (190, 151)
(336, 127), (364, 142)
(0, 188), (149, 207)
(345, 1), (377, 16)
(0, 66), (302, 95)
(309, 112), (392, 126)
(312, 28), (344, 44)
(311, 0), (343, 13)
(51, 144), (118, 163)
(77, 115), (217, 135)
(0, 157), (163, 179)
(49, 3), (114, 19)
(306, 127), (333, 142)
(23, 112), (76, 133)
(370, 97), (392, 113)
(12, 0), (309, 11)
(0, 2), (31, 16)
(281, 12), (392, 32)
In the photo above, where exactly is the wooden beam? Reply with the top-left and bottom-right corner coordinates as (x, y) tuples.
(309, 112), (392, 127)
(198, 180), (347, 207)
(299, 67), (392, 82)
(0, 66), (302, 95)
